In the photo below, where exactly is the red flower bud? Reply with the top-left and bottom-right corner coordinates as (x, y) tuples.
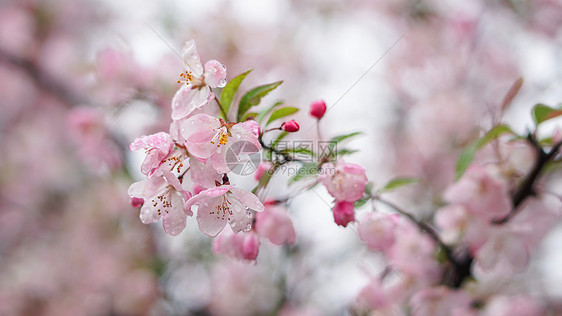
(130, 197), (144, 208)
(310, 100), (327, 119)
(281, 120), (300, 132)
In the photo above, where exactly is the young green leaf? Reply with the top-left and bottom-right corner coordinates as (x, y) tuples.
(328, 132), (363, 150)
(266, 107), (299, 126)
(500, 77), (523, 113)
(455, 124), (515, 180)
(237, 81), (283, 121)
(219, 69), (252, 117)
(354, 198), (370, 208)
(532, 103), (562, 126)
(379, 177), (419, 193)
(288, 162), (320, 185)
(256, 101), (284, 124)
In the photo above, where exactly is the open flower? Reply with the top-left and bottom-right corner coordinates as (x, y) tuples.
(319, 159), (368, 202)
(128, 172), (190, 236)
(184, 185), (264, 237)
(171, 40), (227, 120)
(180, 114), (261, 173)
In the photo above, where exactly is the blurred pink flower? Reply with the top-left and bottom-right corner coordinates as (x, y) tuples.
(358, 213), (398, 251)
(255, 204), (296, 245)
(444, 165), (511, 222)
(319, 160), (368, 202)
(213, 228), (260, 261)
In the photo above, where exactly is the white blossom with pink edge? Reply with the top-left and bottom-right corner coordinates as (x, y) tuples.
(319, 159), (368, 202)
(184, 185), (264, 237)
(180, 114), (261, 174)
(255, 203), (296, 245)
(128, 172), (190, 236)
(129, 132), (174, 176)
(171, 40), (227, 120)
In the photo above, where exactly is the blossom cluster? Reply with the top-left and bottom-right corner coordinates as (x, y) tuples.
(128, 40), (265, 237)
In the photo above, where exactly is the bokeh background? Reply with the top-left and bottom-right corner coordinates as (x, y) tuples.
(1, 0), (562, 314)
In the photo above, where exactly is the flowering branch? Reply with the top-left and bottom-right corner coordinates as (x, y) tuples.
(495, 134), (562, 224)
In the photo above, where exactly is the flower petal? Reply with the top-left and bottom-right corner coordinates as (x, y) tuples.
(230, 187), (264, 212)
(171, 85), (212, 120)
(162, 192), (187, 236)
(196, 197), (227, 237)
(181, 40), (203, 76)
(203, 60), (227, 88)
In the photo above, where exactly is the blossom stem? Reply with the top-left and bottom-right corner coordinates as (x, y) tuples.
(213, 95), (228, 121)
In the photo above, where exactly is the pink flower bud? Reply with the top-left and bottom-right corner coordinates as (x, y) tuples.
(130, 197), (144, 208)
(281, 120), (300, 132)
(310, 100), (327, 119)
(241, 232), (260, 260)
(332, 200), (355, 227)
(254, 162), (272, 181)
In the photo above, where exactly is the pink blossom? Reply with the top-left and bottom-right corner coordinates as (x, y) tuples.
(281, 120), (300, 132)
(309, 99), (327, 119)
(213, 228), (260, 261)
(171, 40), (227, 120)
(319, 160), (368, 202)
(434, 204), (491, 252)
(444, 165), (511, 222)
(129, 132), (175, 176)
(255, 161), (272, 181)
(474, 230), (529, 275)
(483, 295), (544, 316)
(188, 157), (222, 188)
(180, 114), (261, 173)
(128, 173), (189, 236)
(332, 200), (355, 227)
(387, 220), (441, 282)
(410, 286), (473, 316)
(357, 213), (398, 251)
(184, 185), (264, 237)
(356, 278), (390, 311)
(255, 204), (296, 245)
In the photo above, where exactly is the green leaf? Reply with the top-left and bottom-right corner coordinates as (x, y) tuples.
(455, 124), (515, 180)
(532, 103), (562, 126)
(354, 198), (370, 208)
(237, 80), (283, 121)
(329, 132), (362, 144)
(379, 177), (419, 193)
(264, 131), (289, 160)
(288, 162), (319, 185)
(335, 148), (358, 158)
(256, 101), (284, 124)
(219, 69), (252, 118)
(266, 107), (299, 126)
(241, 111), (258, 121)
(280, 147), (315, 158)
(500, 77), (523, 113)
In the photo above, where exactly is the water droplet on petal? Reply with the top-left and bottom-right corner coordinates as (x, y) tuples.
(216, 147), (221, 153)
(247, 211), (253, 218)
(243, 222), (252, 232)
(235, 134), (241, 139)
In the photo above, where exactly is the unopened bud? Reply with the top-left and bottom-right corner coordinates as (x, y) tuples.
(130, 197), (144, 208)
(310, 100), (327, 119)
(281, 120), (300, 132)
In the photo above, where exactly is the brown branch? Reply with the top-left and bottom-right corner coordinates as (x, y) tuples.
(494, 134), (562, 224)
